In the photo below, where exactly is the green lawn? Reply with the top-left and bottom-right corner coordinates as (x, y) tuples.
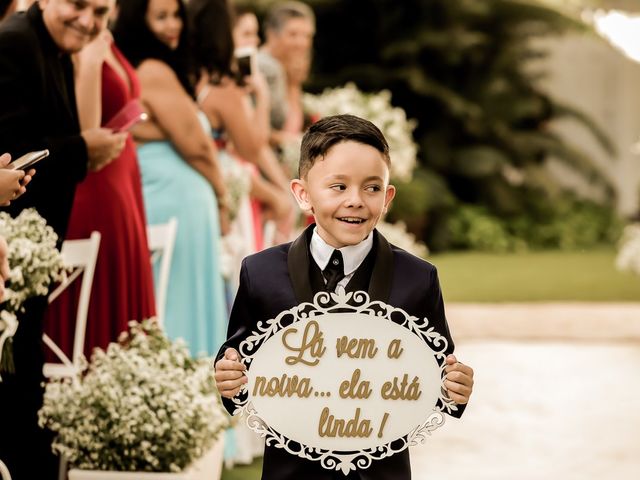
(221, 458), (262, 480)
(430, 248), (640, 302)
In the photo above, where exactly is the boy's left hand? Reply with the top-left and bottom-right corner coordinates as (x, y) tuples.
(444, 354), (474, 404)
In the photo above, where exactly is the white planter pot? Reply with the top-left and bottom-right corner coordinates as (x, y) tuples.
(68, 433), (225, 480)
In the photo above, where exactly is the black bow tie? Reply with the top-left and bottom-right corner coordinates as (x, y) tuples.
(323, 249), (345, 292)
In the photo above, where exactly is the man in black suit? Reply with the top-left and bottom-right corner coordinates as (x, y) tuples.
(215, 114), (474, 479)
(0, 1), (125, 478)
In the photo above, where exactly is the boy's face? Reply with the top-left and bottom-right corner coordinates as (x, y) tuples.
(291, 141), (396, 249)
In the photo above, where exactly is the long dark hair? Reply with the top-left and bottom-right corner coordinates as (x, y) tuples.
(112, 0), (195, 97)
(187, 0), (235, 84)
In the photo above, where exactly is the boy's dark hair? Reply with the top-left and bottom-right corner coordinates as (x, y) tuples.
(298, 114), (390, 178)
(264, 1), (315, 33)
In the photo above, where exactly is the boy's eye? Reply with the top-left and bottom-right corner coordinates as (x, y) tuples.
(330, 184), (346, 191)
(365, 185), (382, 192)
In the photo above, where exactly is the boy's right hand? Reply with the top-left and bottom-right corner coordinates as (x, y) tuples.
(214, 348), (247, 399)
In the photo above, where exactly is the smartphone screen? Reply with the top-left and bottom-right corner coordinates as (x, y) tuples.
(237, 55), (252, 77)
(234, 46), (256, 78)
(6, 149), (49, 171)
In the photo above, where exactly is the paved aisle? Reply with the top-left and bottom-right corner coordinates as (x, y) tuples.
(410, 340), (640, 480)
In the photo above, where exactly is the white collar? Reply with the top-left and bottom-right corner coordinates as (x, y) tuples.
(310, 227), (373, 276)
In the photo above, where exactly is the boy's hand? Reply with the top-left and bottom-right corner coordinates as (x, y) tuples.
(214, 348), (247, 399)
(444, 354), (474, 404)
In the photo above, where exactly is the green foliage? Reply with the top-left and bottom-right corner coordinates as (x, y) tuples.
(510, 193), (622, 249)
(444, 193), (622, 252)
(299, 0), (615, 249)
(388, 167), (455, 219)
(447, 204), (520, 252)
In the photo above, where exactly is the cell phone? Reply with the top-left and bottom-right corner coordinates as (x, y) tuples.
(237, 54), (252, 77)
(6, 149), (49, 171)
(235, 46), (256, 78)
(104, 99), (148, 132)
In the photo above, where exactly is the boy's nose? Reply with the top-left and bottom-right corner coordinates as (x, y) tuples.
(344, 191), (364, 208)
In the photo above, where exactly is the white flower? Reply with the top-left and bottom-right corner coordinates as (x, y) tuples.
(376, 221), (429, 259)
(0, 209), (67, 370)
(279, 134), (303, 178)
(304, 83), (418, 181)
(38, 319), (229, 472)
(218, 154), (252, 221)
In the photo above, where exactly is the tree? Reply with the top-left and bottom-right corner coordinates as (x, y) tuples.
(309, 0), (613, 248)
(248, 0), (615, 249)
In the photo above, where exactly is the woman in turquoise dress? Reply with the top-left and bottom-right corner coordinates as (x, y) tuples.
(112, 0), (229, 356)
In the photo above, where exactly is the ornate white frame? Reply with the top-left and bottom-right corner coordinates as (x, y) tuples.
(232, 289), (458, 475)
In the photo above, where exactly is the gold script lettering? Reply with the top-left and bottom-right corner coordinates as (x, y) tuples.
(318, 407), (373, 438)
(387, 339), (404, 359)
(335, 336), (378, 359)
(282, 320), (326, 366)
(338, 368), (372, 399)
(381, 374), (422, 400)
(253, 374), (313, 398)
(377, 412), (390, 438)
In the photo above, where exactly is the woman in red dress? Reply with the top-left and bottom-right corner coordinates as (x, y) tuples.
(44, 30), (156, 358)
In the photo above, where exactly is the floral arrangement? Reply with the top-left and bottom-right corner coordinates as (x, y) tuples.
(0, 208), (67, 374)
(278, 134), (303, 179)
(376, 220), (429, 259)
(616, 223), (640, 275)
(303, 82), (418, 181)
(219, 151), (252, 221)
(38, 319), (229, 472)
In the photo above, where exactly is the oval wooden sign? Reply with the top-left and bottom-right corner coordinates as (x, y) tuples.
(233, 290), (456, 474)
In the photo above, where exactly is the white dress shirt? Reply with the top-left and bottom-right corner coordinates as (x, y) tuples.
(310, 227), (373, 292)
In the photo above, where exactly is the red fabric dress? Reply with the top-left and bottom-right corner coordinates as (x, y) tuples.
(44, 45), (156, 359)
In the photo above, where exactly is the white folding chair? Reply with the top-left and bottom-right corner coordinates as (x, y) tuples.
(0, 459), (12, 480)
(147, 218), (177, 328)
(42, 231), (101, 379)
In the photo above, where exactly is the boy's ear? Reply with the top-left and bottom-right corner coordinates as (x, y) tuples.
(383, 184), (396, 214)
(290, 178), (314, 215)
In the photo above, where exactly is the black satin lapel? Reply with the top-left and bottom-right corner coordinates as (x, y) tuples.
(368, 229), (393, 302)
(287, 226), (315, 303)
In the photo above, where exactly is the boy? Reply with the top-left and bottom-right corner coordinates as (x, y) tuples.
(215, 114), (474, 479)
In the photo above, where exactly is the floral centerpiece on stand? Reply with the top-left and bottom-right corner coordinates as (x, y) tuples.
(376, 220), (429, 259)
(303, 82), (418, 181)
(38, 319), (229, 475)
(0, 208), (67, 375)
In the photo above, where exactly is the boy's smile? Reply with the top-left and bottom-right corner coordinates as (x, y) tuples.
(291, 141), (396, 248)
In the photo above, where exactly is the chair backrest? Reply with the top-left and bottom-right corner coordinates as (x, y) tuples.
(43, 231), (101, 379)
(147, 218), (177, 328)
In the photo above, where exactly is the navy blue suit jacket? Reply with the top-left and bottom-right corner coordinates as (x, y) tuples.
(219, 226), (464, 480)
